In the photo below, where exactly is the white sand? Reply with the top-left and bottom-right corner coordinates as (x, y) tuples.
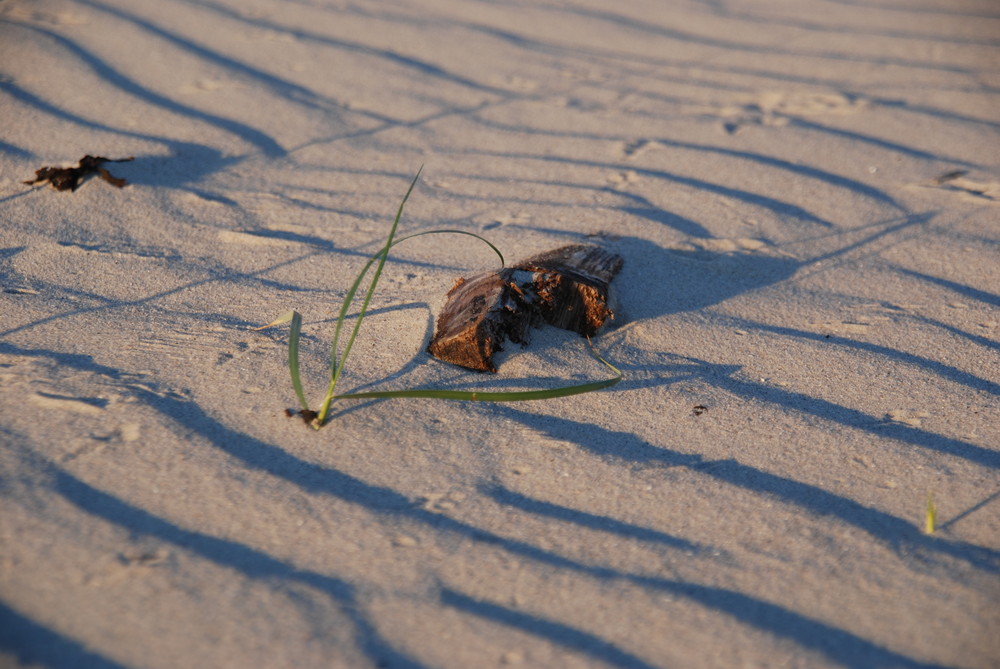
(2, 0), (999, 667)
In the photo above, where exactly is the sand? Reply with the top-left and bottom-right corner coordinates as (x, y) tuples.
(1, 0), (999, 667)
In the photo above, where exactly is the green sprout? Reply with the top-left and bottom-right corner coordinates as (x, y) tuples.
(924, 492), (937, 535)
(257, 167), (622, 428)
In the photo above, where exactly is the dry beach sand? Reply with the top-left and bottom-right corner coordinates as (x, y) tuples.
(1, 0), (999, 667)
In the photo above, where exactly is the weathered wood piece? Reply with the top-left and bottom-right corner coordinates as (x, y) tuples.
(427, 244), (624, 372)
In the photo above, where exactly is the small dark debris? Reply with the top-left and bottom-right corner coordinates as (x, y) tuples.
(24, 155), (134, 192)
(117, 550), (168, 567)
(932, 169), (966, 185)
(692, 405), (708, 416)
(285, 408), (320, 426)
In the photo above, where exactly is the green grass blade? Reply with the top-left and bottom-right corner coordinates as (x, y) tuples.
(286, 310), (309, 411)
(253, 310), (298, 329)
(332, 377), (620, 402)
(333, 339), (622, 403)
(330, 167), (423, 371)
(317, 167), (423, 424)
(393, 229), (505, 268)
(924, 492), (937, 534)
(254, 310), (309, 411)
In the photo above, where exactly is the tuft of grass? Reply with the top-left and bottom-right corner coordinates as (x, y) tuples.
(924, 491), (937, 535)
(256, 167), (622, 429)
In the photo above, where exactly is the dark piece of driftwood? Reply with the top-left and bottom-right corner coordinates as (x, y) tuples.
(24, 155), (134, 192)
(428, 244), (624, 372)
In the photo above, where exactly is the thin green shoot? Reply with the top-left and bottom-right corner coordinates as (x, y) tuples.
(924, 491), (937, 535)
(256, 167), (622, 428)
(316, 166), (425, 424)
(254, 309), (308, 412)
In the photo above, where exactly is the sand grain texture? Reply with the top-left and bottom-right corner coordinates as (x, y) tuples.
(1, 0), (998, 667)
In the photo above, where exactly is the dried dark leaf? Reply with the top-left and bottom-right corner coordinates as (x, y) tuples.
(24, 155), (134, 192)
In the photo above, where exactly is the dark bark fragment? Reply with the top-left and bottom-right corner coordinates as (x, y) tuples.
(428, 244), (623, 372)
